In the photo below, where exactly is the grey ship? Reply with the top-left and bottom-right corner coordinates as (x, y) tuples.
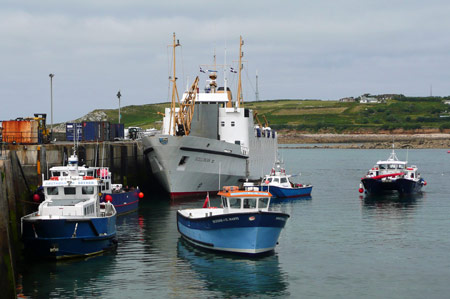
(141, 35), (277, 198)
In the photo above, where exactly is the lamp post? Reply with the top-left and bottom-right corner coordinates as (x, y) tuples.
(117, 90), (121, 124)
(49, 73), (55, 140)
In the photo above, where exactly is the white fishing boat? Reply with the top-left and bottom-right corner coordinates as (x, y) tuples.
(142, 34), (277, 198)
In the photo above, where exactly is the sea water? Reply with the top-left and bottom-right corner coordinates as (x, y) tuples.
(18, 148), (450, 298)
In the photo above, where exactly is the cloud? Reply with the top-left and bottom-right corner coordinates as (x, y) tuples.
(1, 1), (450, 122)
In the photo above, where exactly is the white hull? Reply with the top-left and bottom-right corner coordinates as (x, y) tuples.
(142, 134), (277, 196)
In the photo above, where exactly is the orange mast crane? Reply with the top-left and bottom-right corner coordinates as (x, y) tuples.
(175, 76), (199, 136)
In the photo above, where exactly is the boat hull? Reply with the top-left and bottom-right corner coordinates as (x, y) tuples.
(22, 215), (117, 259)
(362, 178), (424, 195)
(260, 185), (313, 198)
(142, 134), (277, 198)
(101, 189), (140, 215)
(177, 211), (289, 254)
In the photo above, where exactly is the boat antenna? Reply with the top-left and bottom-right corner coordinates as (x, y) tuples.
(218, 162), (221, 191)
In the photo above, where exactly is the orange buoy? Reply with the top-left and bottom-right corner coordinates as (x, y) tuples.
(358, 188), (364, 193)
(105, 195), (113, 202)
(138, 192), (144, 199)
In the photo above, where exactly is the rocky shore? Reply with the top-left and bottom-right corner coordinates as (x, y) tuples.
(278, 133), (450, 149)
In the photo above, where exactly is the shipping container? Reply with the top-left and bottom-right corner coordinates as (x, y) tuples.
(66, 123), (83, 141)
(1, 120), (39, 144)
(110, 123), (125, 140)
(82, 121), (110, 141)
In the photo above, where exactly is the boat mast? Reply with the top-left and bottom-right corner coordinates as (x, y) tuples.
(237, 36), (244, 108)
(169, 33), (181, 136)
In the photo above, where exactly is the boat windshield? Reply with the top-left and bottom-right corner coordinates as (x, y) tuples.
(265, 177), (273, 183)
(82, 186), (95, 195)
(243, 198), (257, 209)
(221, 197), (228, 208)
(46, 187), (58, 195)
(229, 197), (241, 208)
(280, 177), (288, 183)
(273, 178), (279, 183)
(258, 198), (269, 209)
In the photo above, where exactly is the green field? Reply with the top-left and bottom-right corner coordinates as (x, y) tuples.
(96, 96), (450, 133)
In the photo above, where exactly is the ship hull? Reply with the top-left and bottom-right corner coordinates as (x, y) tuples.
(142, 134), (276, 198)
(177, 210), (289, 254)
(362, 178), (424, 195)
(101, 189), (140, 215)
(21, 214), (117, 259)
(260, 185), (313, 198)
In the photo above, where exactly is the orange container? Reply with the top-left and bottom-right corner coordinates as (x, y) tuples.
(2, 120), (39, 144)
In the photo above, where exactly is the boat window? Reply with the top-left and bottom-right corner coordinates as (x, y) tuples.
(388, 164), (397, 169)
(106, 182), (110, 190)
(47, 187), (58, 195)
(379, 164), (387, 169)
(398, 164), (405, 169)
(82, 186), (95, 195)
(243, 198), (256, 209)
(178, 156), (189, 166)
(221, 197), (228, 208)
(273, 178), (280, 183)
(266, 177), (272, 183)
(64, 187), (76, 195)
(258, 198), (269, 209)
(231, 121), (235, 127)
(280, 178), (287, 183)
(229, 197), (241, 208)
(52, 171), (61, 176)
(221, 121), (225, 127)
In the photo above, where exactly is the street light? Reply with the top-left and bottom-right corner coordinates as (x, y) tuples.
(49, 73), (55, 140)
(117, 90), (121, 124)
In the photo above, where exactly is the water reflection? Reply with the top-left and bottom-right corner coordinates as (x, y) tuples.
(271, 195), (312, 204)
(18, 253), (117, 298)
(362, 193), (422, 210)
(177, 238), (289, 297)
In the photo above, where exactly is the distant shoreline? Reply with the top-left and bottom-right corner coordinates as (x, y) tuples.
(278, 133), (450, 149)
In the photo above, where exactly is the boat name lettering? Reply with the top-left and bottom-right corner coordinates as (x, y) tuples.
(212, 216), (239, 223)
(276, 217), (286, 221)
(195, 157), (213, 163)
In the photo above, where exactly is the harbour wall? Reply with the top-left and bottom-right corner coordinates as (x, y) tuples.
(0, 141), (149, 297)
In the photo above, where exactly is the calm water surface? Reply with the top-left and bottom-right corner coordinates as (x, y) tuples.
(18, 149), (450, 298)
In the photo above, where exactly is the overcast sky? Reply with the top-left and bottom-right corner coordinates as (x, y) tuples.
(1, 0), (450, 123)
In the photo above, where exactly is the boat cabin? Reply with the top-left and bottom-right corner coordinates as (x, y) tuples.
(218, 186), (272, 211)
(39, 178), (101, 217)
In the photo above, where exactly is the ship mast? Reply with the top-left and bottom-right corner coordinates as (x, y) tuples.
(237, 36), (244, 108)
(169, 33), (181, 135)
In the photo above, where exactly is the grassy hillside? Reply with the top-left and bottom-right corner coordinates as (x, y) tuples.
(87, 96), (450, 133)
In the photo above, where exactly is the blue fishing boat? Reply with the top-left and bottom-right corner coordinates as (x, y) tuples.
(260, 160), (313, 198)
(177, 185), (289, 255)
(21, 155), (117, 259)
(48, 154), (143, 215)
(360, 147), (426, 195)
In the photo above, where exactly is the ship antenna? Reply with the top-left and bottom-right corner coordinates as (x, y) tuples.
(224, 45), (227, 98)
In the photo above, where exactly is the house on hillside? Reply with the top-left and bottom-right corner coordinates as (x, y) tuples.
(339, 97), (356, 102)
(444, 100), (450, 105)
(360, 95), (381, 104)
